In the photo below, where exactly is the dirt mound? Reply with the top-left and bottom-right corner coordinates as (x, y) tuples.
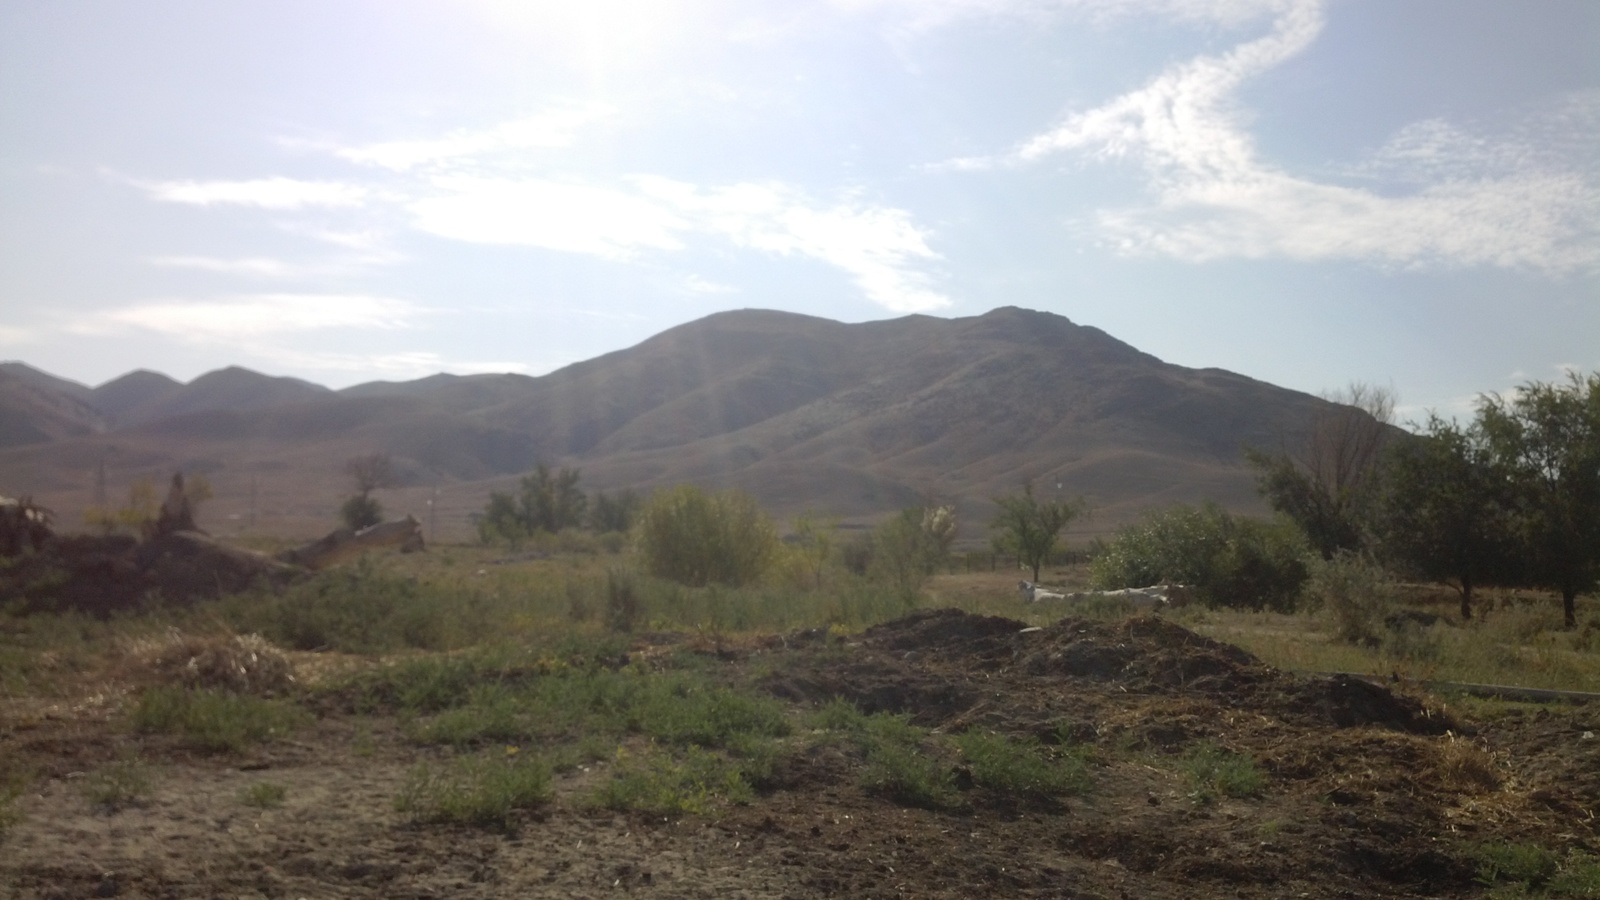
(2, 531), (300, 616)
(769, 609), (1455, 737)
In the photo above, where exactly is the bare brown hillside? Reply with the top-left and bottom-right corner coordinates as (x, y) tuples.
(0, 308), (1343, 539)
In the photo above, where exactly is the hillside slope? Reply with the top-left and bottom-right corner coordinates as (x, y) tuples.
(0, 308), (1331, 538)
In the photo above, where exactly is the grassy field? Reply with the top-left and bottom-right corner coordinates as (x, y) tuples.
(3, 542), (1599, 897)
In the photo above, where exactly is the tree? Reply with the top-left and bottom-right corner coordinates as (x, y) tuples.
(989, 482), (1086, 583)
(341, 452), (394, 530)
(1247, 382), (1395, 559)
(869, 505), (958, 595)
(633, 485), (778, 587)
(790, 512), (839, 590)
(1376, 414), (1513, 619)
(1089, 503), (1309, 612)
(519, 464), (586, 534)
(1478, 372), (1600, 628)
(588, 488), (642, 534)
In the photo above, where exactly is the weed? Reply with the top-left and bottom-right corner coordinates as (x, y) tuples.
(1435, 734), (1501, 792)
(595, 745), (754, 816)
(132, 686), (310, 752)
(632, 675), (791, 749)
(1472, 842), (1559, 889)
(81, 759), (153, 811)
(240, 781), (287, 808)
(1310, 552), (1393, 646)
(862, 738), (955, 808)
(1550, 851), (1600, 896)
(394, 751), (552, 832)
(953, 730), (1090, 799)
(0, 767), (28, 839)
(604, 567), (642, 633)
(1181, 741), (1265, 803)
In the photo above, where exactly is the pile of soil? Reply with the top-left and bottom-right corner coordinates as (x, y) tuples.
(3, 608), (1596, 899)
(0, 531), (299, 616)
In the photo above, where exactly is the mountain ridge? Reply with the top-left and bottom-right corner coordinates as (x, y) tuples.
(0, 307), (1332, 539)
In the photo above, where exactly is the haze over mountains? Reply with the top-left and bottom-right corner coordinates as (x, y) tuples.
(0, 307), (1333, 541)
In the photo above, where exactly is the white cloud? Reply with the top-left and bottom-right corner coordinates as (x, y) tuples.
(336, 104), (614, 172)
(246, 347), (530, 380)
(409, 172), (950, 312)
(91, 295), (423, 341)
(149, 256), (303, 278)
(136, 177), (370, 210)
(977, 0), (1600, 274)
(635, 177), (950, 313)
(682, 275), (737, 295)
(0, 325), (37, 345)
(410, 176), (688, 258)
(830, 0), (1296, 32)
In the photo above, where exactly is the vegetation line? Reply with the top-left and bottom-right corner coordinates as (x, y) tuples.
(1315, 671), (1600, 705)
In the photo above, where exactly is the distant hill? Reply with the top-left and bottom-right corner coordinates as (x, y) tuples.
(0, 308), (1341, 540)
(0, 364), (105, 449)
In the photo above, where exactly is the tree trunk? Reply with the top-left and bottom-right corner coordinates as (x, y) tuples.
(1563, 588), (1577, 629)
(1459, 574), (1473, 621)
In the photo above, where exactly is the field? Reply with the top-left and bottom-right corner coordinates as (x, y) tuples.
(3, 546), (1599, 899)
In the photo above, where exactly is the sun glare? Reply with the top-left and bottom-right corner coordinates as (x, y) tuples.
(474, 0), (703, 84)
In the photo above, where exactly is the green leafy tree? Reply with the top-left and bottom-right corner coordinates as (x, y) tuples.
(870, 505), (958, 595)
(633, 485), (778, 587)
(1376, 414), (1513, 619)
(519, 464), (587, 533)
(340, 452), (393, 530)
(791, 512), (839, 590)
(1090, 503), (1309, 612)
(1246, 383), (1394, 559)
(990, 483), (1085, 583)
(1478, 373), (1600, 628)
(588, 488), (642, 534)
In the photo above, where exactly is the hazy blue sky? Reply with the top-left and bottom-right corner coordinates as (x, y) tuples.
(2, 0), (1595, 420)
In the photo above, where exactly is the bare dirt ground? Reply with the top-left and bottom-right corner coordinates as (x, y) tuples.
(4, 608), (1598, 899)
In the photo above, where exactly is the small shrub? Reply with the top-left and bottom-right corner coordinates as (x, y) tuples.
(954, 730), (1090, 799)
(395, 751), (552, 831)
(222, 561), (465, 654)
(1473, 842), (1560, 889)
(594, 745), (753, 816)
(1309, 552), (1394, 645)
(1550, 851), (1600, 895)
(240, 781), (287, 808)
(1435, 735), (1501, 792)
(604, 567), (643, 633)
(1181, 741), (1265, 803)
(81, 759), (153, 810)
(862, 739), (955, 808)
(633, 486), (779, 588)
(632, 676), (791, 749)
(132, 686), (310, 753)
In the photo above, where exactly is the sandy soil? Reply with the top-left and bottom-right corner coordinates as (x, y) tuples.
(4, 609), (1598, 899)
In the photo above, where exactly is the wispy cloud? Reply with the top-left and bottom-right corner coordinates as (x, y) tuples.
(333, 104), (614, 172)
(635, 178), (949, 313)
(88, 294), (423, 341)
(149, 256), (305, 278)
(408, 173), (951, 312)
(247, 347), (531, 380)
(410, 176), (688, 258)
(134, 176), (371, 210)
(958, 0), (1600, 274)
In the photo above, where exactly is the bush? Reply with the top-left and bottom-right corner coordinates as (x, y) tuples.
(340, 493), (383, 531)
(132, 687), (310, 753)
(1182, 741), (1265, 802)
(1091, 503), (1309, 611)
(222, 561), (467, 654)
(395, 752), (552, 831)
(953, 730), (1090, 799)
(1307, 552), (1393, 645)
(633, 486), (778, 587)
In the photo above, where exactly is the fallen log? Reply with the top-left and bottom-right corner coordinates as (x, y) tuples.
(276, 515), (425, 570)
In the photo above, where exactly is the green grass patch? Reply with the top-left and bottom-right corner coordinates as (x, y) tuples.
(953, 730), (1091, 799)
(132, 687), (310, 753)
(807, 703), (956, 808)
(239, 780), (287, 809)
(1181, 741), (1265, 803)
(394, 751), (552, 832)
(80, 759), (154, 810)
(594, 745), (755, 817)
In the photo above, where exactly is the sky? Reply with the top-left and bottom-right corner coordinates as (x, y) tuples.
(1, 0), (1596, 422)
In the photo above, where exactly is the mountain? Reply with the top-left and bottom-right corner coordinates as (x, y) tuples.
(0, 364), (106, 449)
(91, 369), (184, 425)
(0, 308), (1339, 539)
